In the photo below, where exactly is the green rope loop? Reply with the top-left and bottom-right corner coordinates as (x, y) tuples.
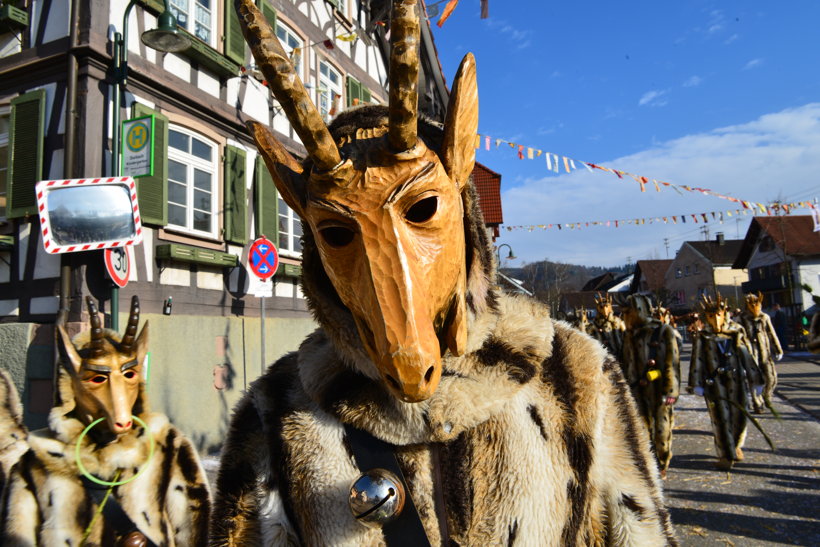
(74, 415), (156, 487)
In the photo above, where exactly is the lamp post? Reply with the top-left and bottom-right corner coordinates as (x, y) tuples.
(109, 0), (190, 329)
(496, 243), (516, 265)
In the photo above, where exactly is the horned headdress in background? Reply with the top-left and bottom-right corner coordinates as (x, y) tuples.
(699, 293), (730, 333)
(56, 296), (148, 436)
(236, 0), (479, 402)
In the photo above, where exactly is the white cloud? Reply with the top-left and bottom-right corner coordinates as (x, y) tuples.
(639, 89), (669, 107)
(724, 33), (739, 45)
(484, 19), (533, 50)
(496, 104), (820, 267)
(744, 58), (763, 70)
(682, 76), (702, 88)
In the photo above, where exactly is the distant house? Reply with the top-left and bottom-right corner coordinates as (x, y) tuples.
(472, 162), (503, 241)
(733, 216), (820, 345)
(630, 259), (673, 301)
(664, 234), (745, 312)
(559, 271), (632, 315)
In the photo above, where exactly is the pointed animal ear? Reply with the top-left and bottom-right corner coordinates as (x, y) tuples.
(56, 325), (82, 377)
(247, 121), (308, 218)
(441, 53), (478, 191)
(135, 321), (149, 368)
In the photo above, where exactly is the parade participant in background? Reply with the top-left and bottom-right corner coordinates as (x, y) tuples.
(0, 297), (210, 546)
(741, 292), (783, 413)
(209, 1), (677, 544)
(622, 295), (681, 478)
(590, 292), (627, 361)
(570, 307), (594, 335)
(771, 302), (788, 351)
(690, 295), (764, 471)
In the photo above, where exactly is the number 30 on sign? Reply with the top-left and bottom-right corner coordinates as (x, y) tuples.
(104, 247), (131, 288)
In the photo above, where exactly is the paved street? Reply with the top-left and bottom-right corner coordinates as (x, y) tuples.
(666, 346), (820, 546)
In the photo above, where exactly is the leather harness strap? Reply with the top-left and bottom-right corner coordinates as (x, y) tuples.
(344, 424), (433, 547)
(81, 476), (157, 547)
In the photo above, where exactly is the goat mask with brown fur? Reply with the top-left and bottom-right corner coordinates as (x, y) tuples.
(236, 0), (478, 402)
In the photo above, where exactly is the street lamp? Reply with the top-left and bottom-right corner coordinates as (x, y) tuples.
(497, 243), (516, 264)
(109, 0), (190, 329)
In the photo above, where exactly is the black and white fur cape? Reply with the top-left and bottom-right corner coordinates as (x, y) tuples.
(210, 108), (677, 546)
(0, 359), (210, 545)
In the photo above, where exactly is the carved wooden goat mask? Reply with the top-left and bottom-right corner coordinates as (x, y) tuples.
(745, 291), (764, 316)
(56, 296), (148, 435)
(595, 292), (614, 319)
(700, 294), (729, 333)
(237, 0), (478, 402)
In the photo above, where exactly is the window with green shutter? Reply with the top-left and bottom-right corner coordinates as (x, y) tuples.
(224, 0), (247, 64)
(224, 145), (247, 244)
(6, 89), (45, 219)
(259, 0), (277, 30)
(346, 75), (372, 107)
(132, 103), (168, 226)
(254, 155), (278, 244)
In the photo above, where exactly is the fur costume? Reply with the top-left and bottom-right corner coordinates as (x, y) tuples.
(740, 310), (782, 412)
(0, 331), (210, 546)
(622, 301), (680, 475)
(590, 313), (626, 361)
(690, 321), (763, 469)
(211, 115), (676, 547)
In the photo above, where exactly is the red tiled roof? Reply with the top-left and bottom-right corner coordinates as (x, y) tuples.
(734, 216), (820, 267)
(472, 162), (503, 225)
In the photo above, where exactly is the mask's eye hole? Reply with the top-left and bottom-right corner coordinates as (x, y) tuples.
(405, 196), (438, 223)
(320, 226), (355, 248)
(89, 375), (107, 384)
(124, 370), (136, 379)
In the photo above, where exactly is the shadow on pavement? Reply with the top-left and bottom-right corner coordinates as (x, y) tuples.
(669, 506), (820, 546)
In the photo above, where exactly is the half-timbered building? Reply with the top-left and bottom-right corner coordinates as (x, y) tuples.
(0, 0), (449, 450)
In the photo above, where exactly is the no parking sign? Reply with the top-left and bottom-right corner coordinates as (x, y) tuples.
(248, 237), (279, 280)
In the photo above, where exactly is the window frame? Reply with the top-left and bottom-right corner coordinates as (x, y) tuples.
(318, 58), (343, 122)
(169, 0), (216, 47)
(165, 124), (220, 240)
(0, 106), (9, 222)
(275, 19), (305, 80)
(277, 196), (302, 258)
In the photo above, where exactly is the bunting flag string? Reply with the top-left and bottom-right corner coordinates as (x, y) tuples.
(504, 201), (818, 233)
(475, 132), (767, 209)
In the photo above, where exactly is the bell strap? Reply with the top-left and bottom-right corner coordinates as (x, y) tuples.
(80, 475), (157, 547)
(344, 424), (432, 547)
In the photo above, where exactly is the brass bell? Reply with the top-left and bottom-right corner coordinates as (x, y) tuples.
(349, 468), (406, 528)
(717, 366), (727, 374)
(118, 530), (148, 547)
(646, 359), (656, 367)
(706, 378), (715, 386)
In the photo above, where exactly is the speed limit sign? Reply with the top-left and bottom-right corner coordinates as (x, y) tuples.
(104, 247), (131, 288)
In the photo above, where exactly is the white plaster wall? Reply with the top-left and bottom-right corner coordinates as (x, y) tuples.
(30, 296), (59, 314)
(797, 260), (820, 311)
(747, 243), (784, 269)
(275, 278), (293, 297)
(31, 0), (69, 44)
(197, 270), (224, 290)
(199, 69), (220, 98)
(163, 53), (191, 83)
(159, 264), (190, 286)
(0, 300), (19, 316)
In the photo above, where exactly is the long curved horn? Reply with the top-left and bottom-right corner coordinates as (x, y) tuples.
(235, 0), (341, 172)
(387, 0), (420, 152)
(86, 297), (105, 358)
(120, 295), (140, 352)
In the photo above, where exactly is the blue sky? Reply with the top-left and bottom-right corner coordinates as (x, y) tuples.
(428, 1), (820, 267)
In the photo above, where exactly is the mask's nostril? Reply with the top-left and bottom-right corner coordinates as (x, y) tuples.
(385, 374), (401, 391)
(424, 366), (435, 384)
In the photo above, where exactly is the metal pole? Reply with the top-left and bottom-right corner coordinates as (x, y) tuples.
(110, 31), (123, 331)
(260, 294), (266, 376)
